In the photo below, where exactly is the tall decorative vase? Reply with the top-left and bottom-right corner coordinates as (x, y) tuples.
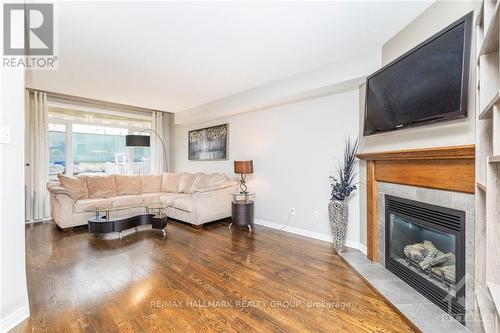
(328, 200), (349, 253)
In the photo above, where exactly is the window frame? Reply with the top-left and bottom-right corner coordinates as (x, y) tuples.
(48, 114), (151, 177)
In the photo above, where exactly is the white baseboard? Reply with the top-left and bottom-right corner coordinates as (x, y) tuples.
(25, 218), (52, 224)
(1, 303), (29, 333)
(254, 219), (367, 255)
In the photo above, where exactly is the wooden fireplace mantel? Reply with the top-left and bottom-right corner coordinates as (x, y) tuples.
(356, 144), (475, 262)
(356, 144), (475, 161)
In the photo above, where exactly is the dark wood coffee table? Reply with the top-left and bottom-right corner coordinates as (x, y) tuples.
(85, 203), (168, 239)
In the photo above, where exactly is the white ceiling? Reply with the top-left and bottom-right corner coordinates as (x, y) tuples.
(27, 1), (433, 113)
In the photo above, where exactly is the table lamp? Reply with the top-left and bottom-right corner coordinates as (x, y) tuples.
(234, 160), (253, 193)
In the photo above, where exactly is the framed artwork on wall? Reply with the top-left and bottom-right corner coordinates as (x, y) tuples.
(188, 123), (228, 161)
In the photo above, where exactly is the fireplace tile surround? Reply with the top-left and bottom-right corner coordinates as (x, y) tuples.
(340, 250), (470, 332)
(372, 181), (474, 330)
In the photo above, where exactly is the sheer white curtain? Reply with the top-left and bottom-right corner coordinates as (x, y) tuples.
(151, 111), (167, 174)
(25, 90), (50, 221)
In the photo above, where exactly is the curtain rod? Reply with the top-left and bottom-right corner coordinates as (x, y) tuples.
(25, 87), (171, 114)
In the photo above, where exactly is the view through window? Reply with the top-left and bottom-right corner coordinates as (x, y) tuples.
(48, 108), (151, 180)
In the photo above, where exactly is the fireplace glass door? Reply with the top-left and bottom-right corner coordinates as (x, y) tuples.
(385, 195), (465, 320)
(388, 213), (457, 296)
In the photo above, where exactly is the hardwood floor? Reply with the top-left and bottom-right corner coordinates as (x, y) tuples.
(13, 220), (417, 332)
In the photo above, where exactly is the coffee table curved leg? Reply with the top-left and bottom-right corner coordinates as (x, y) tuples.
(119, 231), (123, 240)
(162, 229), (166, 237)
(228, 222), (233, 230)
(248, 225), (252, 233)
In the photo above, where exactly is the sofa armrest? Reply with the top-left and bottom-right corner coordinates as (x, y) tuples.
(193, 180), (239, 193)
(47, 182), (76, 202)
(51, 192), (79, 227)
(191, 182), (238, 224)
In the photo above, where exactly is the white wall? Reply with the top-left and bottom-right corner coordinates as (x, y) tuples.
(0, 69), (30, 331)
(173, 89), (362, 249)
(175, 53), (379, 125)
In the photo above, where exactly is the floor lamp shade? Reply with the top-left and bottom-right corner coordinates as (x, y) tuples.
(234, 160), (253, 174)
(126, 130), (167, 173)
(126, 135), (150, 147)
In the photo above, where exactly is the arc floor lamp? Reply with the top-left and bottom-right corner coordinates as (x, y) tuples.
(126, 129), (168, 169)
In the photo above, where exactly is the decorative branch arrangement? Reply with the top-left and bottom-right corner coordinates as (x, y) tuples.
(330, 138), (359, 201)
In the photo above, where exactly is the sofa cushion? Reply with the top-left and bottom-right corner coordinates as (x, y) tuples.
(74, 198), (111, 214)
(141, 175), (162, 193)
(172, 196), (192, 212)
(159, 193), (190, 206)
(58, 174), (88, 201)
(110, 195), (143, 207)
(208, 173), (228, 186)
(86, 175), (117, 198)
(161, 173), (182, 192)
(178, 173), (200, 194)
(190, 173), (213, 192)
(141, 192), (163, 204)
(115, 175), (141, 195)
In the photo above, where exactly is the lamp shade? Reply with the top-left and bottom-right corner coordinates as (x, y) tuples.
(234, 160), (253, 174)
(126, 135), (150, 147)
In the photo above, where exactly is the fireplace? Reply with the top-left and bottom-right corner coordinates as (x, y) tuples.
(385, 195), (466, 321)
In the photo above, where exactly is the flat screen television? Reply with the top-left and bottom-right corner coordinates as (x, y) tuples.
(363, 12), (472, 136)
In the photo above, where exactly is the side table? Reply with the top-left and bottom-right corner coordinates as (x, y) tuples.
(229, 192), (255, 232)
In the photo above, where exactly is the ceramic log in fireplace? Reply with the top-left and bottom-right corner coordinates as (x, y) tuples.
(385, 195), (465, 322)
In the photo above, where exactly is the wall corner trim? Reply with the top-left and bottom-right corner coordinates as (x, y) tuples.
(254, 219), (366, 255)
(0, 302), (30, 333)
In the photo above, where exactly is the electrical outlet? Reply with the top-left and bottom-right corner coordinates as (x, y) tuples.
(313, 210), (320, 219)
(290, 208), (296, 216)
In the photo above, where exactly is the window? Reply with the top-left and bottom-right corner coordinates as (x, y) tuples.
(48, 107), (151, 177)
(72, 124), (128, 174)
(49, 123), (66, 180)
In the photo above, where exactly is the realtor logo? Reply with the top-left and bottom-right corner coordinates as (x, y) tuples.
(3, 3), (53, 55)
(3, 3), (57, 69)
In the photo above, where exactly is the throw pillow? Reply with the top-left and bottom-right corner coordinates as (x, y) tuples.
(140, 175), (163, 193)
(178, 173), (200, 193)
(208, 173), (228, 186)
(58, 174), (88, 201)
(86, 175), (117, 198)
(161, 173), (182, 192)
(190, 173), (213, 192)
(115, 175), (141, 195)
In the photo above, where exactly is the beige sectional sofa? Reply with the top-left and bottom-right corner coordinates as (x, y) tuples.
(47, 172), (238, 230)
